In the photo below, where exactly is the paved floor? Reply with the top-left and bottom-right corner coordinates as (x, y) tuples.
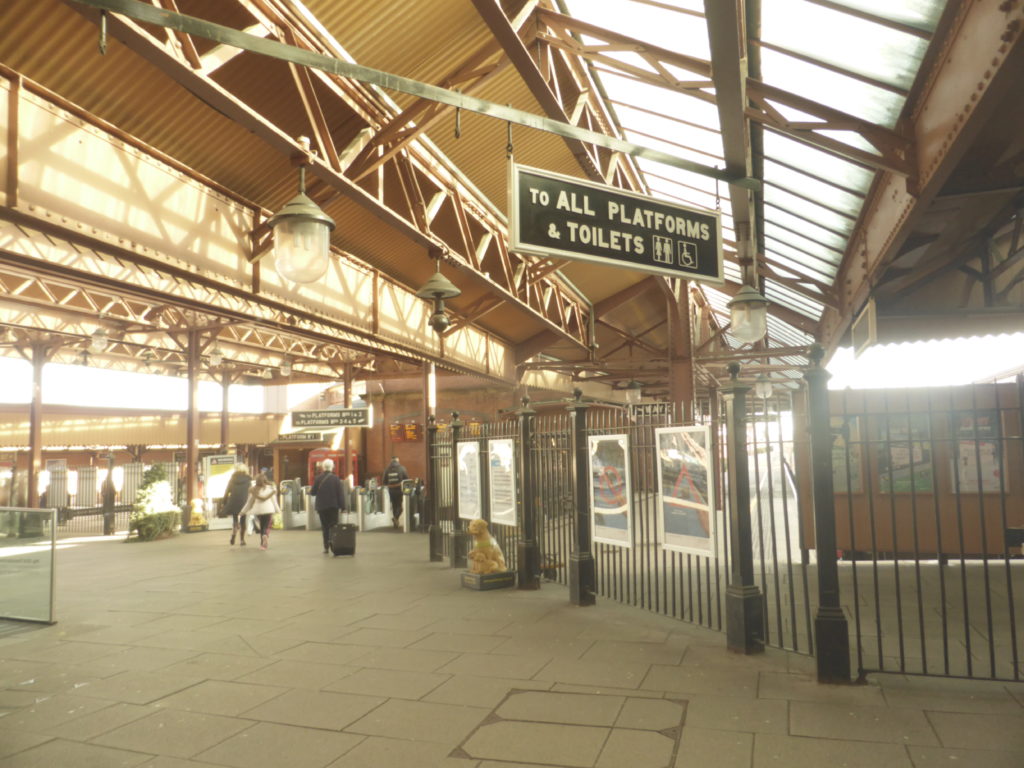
(1, 529), (1022, 768)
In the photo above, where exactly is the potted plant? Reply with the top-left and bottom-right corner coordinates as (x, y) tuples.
(127, 465), (181, 541)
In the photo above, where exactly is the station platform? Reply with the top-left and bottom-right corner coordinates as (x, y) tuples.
(1, 529), (1022, 767)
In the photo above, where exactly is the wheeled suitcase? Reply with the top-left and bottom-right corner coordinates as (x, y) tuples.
(330, 523), (357, 556)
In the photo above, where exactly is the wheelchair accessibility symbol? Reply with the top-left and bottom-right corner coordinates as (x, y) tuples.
(652, 236), (699, 269)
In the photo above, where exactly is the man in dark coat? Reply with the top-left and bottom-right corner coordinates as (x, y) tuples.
(222, 465), (252, 546)
(382, 456), (409, 530)
(311, 459), (347, 553)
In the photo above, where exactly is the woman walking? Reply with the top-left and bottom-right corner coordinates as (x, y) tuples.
(222, 465), (252, 546)
(240, 472), (280, 550)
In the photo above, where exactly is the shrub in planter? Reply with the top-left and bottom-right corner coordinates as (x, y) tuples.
(128, 465), (182, 542)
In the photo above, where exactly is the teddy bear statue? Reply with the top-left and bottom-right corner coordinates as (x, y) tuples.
(466, 518), (507, 574)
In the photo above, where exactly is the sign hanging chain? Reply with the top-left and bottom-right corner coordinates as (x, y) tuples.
(454, 90), (461, 139)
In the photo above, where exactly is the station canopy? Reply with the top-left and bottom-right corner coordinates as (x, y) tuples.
(0, 0), (1020, 397)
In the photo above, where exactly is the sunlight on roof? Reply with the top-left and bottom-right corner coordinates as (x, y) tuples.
(827, 334), (1024, 389)
(0, 358), (265, 412)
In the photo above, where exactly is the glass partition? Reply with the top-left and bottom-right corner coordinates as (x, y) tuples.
(0, 507), (57, 623)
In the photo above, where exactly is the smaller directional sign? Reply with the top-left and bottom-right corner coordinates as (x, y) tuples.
(291, 408), (370, 428)
(509, 164), (723, 283)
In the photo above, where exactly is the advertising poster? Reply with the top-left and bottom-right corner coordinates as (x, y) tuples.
(877, 414), (933, 493)
(457, 441), (482, 520)
(588, 434), (632, 547)
(655, 426), (714, 556)
(487, 438), (517, 527)
(951, 410), (1002, 493)
(831, 416), (863, 494)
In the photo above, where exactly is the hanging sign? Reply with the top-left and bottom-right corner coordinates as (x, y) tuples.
(510, 164), (723, 283)
(291, 408), (370, 428)
(276, 432), (323, 443)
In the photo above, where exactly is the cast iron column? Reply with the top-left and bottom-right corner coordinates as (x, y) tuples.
(723, 363), (765, 654)
(804, 344), (851, 683)
(426, 415), (443, 561)
(448, 413), (469, 568)
(516, 397), (540, 589)
(567, 390), (595, 605)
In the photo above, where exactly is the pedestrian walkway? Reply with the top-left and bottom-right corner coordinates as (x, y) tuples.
(1, 529), (1022, 767)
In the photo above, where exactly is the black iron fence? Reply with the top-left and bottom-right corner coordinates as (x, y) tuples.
(831, 382), (1023, 681)
(427, 376), (1024, 682)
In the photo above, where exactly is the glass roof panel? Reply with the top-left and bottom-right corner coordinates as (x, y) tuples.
(758, 47), (904, 128)
(763, 186), (857, 234)
(764, 224), (843, 264)
(764, 205), (848, 250)
(826, 0), (945, 28)
(762, 131), (874, 192)
(564, 0), (711, 60)
(763, 166), (864, 215)
(761, 0), (931, 90)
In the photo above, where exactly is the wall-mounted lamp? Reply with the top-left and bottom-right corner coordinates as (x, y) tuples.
(141, 349), (155, 372)
(727, 284), (769, 344)
(267, 149), (335, 283)
(416, 259), (461, 334)
(208, 347), (223, 367)
(280, 358), (292, 377)
(89, 328), (108, 354)
(754, 373), (773, 400)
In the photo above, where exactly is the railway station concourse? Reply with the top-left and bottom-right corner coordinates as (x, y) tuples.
(1, 1), (1023, 766)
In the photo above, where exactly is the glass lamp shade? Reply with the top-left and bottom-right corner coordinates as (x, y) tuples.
(754, 374), (773, 400)
(728, 285), (769, 344)
(268, 193), (335, 284)
(208, 347), (223, 367)
(89, 329), (107, 354)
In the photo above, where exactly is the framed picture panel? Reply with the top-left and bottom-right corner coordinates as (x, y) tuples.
(588, 434), (632, 547)
(487, 438), (517, 526)
(655, 426), (715, 556)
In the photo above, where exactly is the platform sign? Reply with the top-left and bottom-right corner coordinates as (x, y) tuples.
(291, 408), (370, 428)
(510, 164), (723, 283)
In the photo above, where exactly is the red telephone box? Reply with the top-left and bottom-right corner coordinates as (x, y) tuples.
(307, 448), (361, 485)
(307, 448), (341, 484)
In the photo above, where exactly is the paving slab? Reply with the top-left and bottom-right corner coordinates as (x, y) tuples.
(534, 657), (651, 689)
(496, 690), (626, 726)
(906, 745), (1024, 768)
(437, 651), (550, 679)
(153, 679), (287, 716)
(72, 669), (206, 705)
(753, 733), (914, 768)
(345, 698), (489, 746)
(423, 675), (553, 708)
(55, 702), (159, 741)
(0, 737), (152, 768)
(241, 689), (385, 730)
(789, 701), (940, 746)
(597, 727), (675, 768)
(924, 710), (1024, 751)
(195, 721), (364, 768)
(674, 726), (752, 768)
(614, 697), (686, 730)
(91, 708), (251, 759)
(461, 720), (608, 767)
(684, 693), (788, 734)
(325, 735), (478, 768)
(323, 667), (449, 700)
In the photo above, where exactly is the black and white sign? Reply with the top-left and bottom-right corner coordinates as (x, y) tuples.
(510, 164), (723, 283)
(292, 408), (370, 428)
(275, 432), (323, 443)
